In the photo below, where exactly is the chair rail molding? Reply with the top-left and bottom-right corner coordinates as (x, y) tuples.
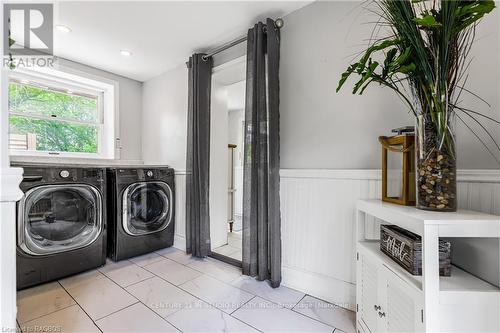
(280, 168), (500, 182)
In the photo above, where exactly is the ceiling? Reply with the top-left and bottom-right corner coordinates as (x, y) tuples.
(53, 1), (311, 82)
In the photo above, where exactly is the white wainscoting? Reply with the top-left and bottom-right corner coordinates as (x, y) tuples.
(279, 169), (500, 311)
(173, 171), (187, 251)
(172, 168), (500, 310)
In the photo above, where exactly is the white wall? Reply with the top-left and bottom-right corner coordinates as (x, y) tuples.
(227, 81), (246, 218)
(210, 81), (229, 249)
(280, 1), (500, 170)
(142, 64), (188, 169)
(228, 109), (244, 217)
(141, 64), (189, 249)
(10, 58), (143, 164)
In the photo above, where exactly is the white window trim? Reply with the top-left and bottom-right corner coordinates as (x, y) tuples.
(8, 62), (120, 160)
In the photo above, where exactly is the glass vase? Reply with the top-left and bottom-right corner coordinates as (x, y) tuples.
(415, 115), (457, 212)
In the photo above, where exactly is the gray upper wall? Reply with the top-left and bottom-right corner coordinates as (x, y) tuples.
(280, 1), (500, 169)
(57, 58), (144, 161)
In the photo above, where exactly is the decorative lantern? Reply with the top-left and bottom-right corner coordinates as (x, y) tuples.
(379, 127), (415, 206)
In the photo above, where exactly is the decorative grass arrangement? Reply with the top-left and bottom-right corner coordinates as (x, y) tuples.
(337, 0), (496, 211)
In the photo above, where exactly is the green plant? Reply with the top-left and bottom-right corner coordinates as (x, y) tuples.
(9, 83), (98, 153)
(337, 0), (497, 162)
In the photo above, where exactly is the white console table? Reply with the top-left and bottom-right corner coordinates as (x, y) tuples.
(355, 199), (500, 333)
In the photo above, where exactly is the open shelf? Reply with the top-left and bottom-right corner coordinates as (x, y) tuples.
(358, 240), (500, 294)
(357, 199), (500, 237)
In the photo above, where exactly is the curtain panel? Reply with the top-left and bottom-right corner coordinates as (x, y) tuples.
(186, 54), (213, 258)
(242, 18), (282, 288)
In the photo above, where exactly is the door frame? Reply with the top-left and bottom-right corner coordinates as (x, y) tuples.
(1, 3), (25, 329)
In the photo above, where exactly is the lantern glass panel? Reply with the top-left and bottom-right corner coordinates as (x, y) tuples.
(387, 145), (403, 198)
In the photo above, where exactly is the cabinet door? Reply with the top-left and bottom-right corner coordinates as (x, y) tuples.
(358, 252), (382, 333)
(381, 266), (424, 333)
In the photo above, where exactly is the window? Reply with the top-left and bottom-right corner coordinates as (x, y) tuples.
(9, 69), (118, 159)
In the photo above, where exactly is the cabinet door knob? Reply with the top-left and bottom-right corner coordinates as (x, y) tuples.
(374, 305), (381, 311)
(378, 311), (386, 318)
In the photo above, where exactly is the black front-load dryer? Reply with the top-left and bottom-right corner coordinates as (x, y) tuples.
(15, 165), (107, 290)
(107, 166), (175, 261)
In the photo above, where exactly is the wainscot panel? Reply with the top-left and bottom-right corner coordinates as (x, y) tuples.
(279, 169), (500, 310)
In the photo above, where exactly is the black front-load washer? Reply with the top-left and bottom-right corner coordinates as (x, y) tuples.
(106, 166), (175, 261)
(15, 164), (107, 290)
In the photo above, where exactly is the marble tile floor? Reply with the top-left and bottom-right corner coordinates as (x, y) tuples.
(16, 247), (355, 333)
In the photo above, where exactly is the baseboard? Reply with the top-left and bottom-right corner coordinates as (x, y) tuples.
(281, 265), (355, 311)
(173, 235), (186, 251)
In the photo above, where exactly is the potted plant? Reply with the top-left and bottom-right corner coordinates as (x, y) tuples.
(337, 0), (497, 211)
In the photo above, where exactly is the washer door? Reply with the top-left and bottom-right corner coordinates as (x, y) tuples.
(122, 181), (172, 236)
(18, 184), (102, 256)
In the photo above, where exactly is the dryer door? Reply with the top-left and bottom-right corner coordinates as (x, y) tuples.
(18, 184), (102, 256)
(122, 181), (172, 236)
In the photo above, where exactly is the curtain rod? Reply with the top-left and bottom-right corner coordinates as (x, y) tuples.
(201, 18), (284, 61)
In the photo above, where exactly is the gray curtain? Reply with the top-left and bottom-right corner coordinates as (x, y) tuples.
(242, 19), (281, 288)
(186, 53), (213, 258)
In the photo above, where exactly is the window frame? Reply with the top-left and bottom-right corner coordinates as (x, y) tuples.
(8, 67), (119, 160)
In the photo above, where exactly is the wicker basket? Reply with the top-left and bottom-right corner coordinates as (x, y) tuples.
(380, 224), (451, 276)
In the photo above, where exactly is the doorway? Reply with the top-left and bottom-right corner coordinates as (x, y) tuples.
(209, 56), (246, 265)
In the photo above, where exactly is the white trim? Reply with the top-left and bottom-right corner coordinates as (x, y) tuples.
(0, 167), (24, 202)
(9, 111), (100, 127)
(1, 4), (22, 329)
(280, 168), (500, 183)
(456, 169), (500, 183)
(174, 170), (187, 175)
(173, 235), (186, 251)
(280, 169), (380, 180)
(8, 63), (119, 160)
(10, 156), (143, 166)
(281, 265), (355, 311)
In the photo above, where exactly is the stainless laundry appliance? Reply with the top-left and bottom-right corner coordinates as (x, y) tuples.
(106, 166), (175, 261)
(15, 164), (107, 290)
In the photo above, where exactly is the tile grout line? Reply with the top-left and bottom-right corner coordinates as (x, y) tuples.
(90, 266), (186, 332)
(123, 266), (215, 321)
(140, 250), (325, 324)
(288, 295), (342, 332)
(86, 268), (147, 325)
(17, 301), (76, 326)
(89, 266), (184, 332)
(229, 295), (256, 316)
(136, 298), (185, 333)
(120, 259), (253, 333)
(57, 280), (104, 333)
(154, 248), (243, 282)
(291, 293), (308, 310)
(141, 261), (203, 287)
(122, 275), (156, 289)
(227, 295), (266, 333)
(289, 306), (339, 332)
(93, 301), (140, 322)
(20, 253), (343, 333)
